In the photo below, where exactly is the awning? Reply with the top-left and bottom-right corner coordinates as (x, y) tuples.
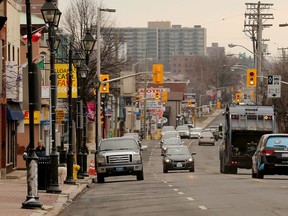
(7, 103), (24, 121)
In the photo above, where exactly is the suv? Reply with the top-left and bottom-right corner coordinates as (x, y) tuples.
(252, 134), (288, 179)
(95, 137), (144, 183)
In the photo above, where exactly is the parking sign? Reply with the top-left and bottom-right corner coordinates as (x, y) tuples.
(267, 75), (281, 98)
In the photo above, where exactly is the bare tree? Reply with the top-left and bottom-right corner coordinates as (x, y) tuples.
(60, 0), (128, 103)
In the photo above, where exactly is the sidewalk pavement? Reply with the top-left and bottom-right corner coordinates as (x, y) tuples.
(195, 109), (223, 129)
(1, 142), (96, 216)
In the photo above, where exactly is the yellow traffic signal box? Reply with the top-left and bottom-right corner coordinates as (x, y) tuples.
(100, 74), (109, 93)
(246, 68), (257, 87)
(188, 100), (192, 107)
(162, 91), (168, 102)
(154, 92), (161, 100)
(152, 64), (164, 84)
(235, 92), (241, 102)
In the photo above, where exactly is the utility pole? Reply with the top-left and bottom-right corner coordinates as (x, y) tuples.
(244, 1), (274, 104)
(278, 47), (288, 61)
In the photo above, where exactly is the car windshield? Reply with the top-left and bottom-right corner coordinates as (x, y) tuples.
(201, 132), (213, 137)
(191, 128), (202, 132)
(162, 126), (175, 131)
(99, 139), (139, 151)
(266, 137), (288, 148)
(163, 138), (182, 145)
(166, 147), (190, 155)
(162, 131), (178, 139)
(176, 126), (189, 130)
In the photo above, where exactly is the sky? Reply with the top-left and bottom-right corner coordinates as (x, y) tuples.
(58, 0), (288, 59)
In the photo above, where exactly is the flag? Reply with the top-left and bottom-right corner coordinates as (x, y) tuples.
(21, 29), (43, 42)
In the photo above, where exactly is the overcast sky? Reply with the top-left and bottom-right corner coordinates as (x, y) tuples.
(59, 0), (288, 58)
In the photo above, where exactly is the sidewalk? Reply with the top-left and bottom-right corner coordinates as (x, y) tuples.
(0, 143), (96, 216)
(195, 109), (222, 129)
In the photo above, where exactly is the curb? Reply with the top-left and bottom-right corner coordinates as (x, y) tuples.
(30, 178), (93, 216)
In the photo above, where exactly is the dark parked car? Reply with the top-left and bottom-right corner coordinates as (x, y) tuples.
(162, 146), (196, 173)
(252, 134), (288, 179)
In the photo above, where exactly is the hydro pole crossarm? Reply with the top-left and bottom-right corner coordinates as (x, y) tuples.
(99, 71), (150, 85)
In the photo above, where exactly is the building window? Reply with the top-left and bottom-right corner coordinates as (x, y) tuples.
(8, 43), (10, 61)
(12, 46), (15, 61)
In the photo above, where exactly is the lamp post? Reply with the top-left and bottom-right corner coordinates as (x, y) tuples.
(96, 7), (116, 150)
(22, 0), (43, 208)
(132, 58), (152, 134)
(64, 44), (75, 185)
(73, 51), (85, 179)
(41, 0), (62, 194)
(81, 28), (96, 176)
(228, 43), (261, 104)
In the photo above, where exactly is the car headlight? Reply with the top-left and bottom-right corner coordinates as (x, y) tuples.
(97, 155), (105, 163)
(188, 158), (193, 162)
(164, 158), (171, 163)
(163, 147), (167, 150)
(133, 154), (141, 162)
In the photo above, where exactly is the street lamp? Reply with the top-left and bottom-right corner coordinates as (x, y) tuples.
(228, 43), (261, 104)
(64, 44), (75, 185)
(73, 51), (85, 179)
(96, 7), (116, 151)
(41, 0), (61, 194)
(131, 58), (153, 133)
(22, 0), (43, 209)
(228, 43), (256, 57)
(81, 28), (96, 177)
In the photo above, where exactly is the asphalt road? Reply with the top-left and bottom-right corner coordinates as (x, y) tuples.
(61, 117), (288, 216)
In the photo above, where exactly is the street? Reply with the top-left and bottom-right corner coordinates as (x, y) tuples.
(60, 116), (288, 216)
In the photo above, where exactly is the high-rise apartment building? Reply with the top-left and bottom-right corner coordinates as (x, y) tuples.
(114, 21), (207, 72)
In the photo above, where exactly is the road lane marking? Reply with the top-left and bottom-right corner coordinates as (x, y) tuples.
(187, 140), (196, 147)
(187, 197), (194, 201)
(173, 188), (178, 191)
(178, 192), (184, 195)
(163, 181), (167, 183)
(168, 185), (173, 187)
(281, 186), (288, 188)
(199, 206), (208, 210)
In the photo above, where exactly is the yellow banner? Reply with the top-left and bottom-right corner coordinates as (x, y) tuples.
(24, 110), (41, 124)
(55, 64), (77, 98)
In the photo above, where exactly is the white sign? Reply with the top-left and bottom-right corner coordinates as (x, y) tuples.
(267, 75), (281, 98)
(146, 100), (163, 109)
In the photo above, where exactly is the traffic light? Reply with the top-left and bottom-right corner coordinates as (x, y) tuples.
(188, 100), (192, 107)
(100, 74), (109, 93)
(154, 92), (161, 100)
(152, 64), (164, 84)
(235, 93), (241, 102)
(246, 68), (257, 87)
(162, 91), (168, 102)
(100, 108), (105, 126)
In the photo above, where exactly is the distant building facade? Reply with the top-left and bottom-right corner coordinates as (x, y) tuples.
(114, 21), (207, 71)
(207, 42), (225, 57)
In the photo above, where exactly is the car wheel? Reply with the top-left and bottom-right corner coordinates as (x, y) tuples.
(257, 170), (264, 179)
(97, 174), (105, 183)
(189, 166), (195, 172)
(230, 167), (237, 174)
(136, 171), (144, 181)
(252, 167), (257, 178)
(163, 167), (168, 173)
